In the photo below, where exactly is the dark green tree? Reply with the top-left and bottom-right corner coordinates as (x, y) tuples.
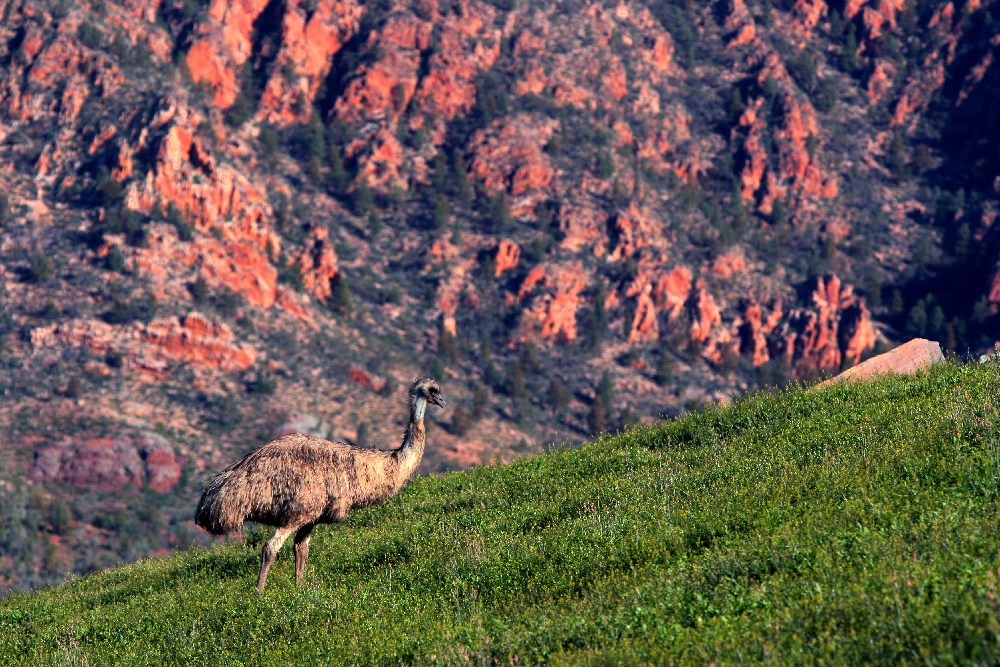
(106, 244), (126, 273)
(504, 358), (527, 401)
(355, 422), (370, 448)
(584, 280), (609, 352)
(814, 76), (838, 112)
(431, 150), (449, 194)
(189, 273), (210, 304)
(546, 377), (569, 414)
(351, 178), (374, 217)
(487, 193), (511, 232)
(887, 134), (908, 179)
(432, 196), (451, 229)
(366, 211), (383, 238)
(95, 166), (123, 205)
(654, 351), (673, 386)
(449, 403), (473, 436)
(332, 274), (352, 317)
(258, 125), (279, 161)
(597, 371), (615, 409)
(596, 150), (615, 179)
(471, 384), (490, 420)
(28, 248), (53, 283)
(301, 112), (326, 162)
(889, 289), (905, 317)
(790, 49), (817, 93)
(906, 300), (927, 337)
(842, 24), (859, 73)
(928, 304), (946, 341)
(327, 143), (349, 199)
(588, 393), (607, 435)
(453, 149), (472, 205)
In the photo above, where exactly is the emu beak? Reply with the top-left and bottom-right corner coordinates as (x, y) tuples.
(431, 394), (446, 408)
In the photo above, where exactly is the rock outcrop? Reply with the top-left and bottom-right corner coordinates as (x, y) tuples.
(816, 338), (943, 388)
(518, 262), (589, 344)
(494, 240), (521, 277)
(29, 432), (183, 493)
(772, 275), (876, 374)
(32, 314), (256, 375)
(470, 115), (557, 216)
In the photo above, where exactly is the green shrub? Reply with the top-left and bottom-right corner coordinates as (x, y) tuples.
(77, 21), (104, 50)
(105, 244), (126, 273)
(245, 367), (276, 395)
(27, 249), (53, 283)
(103, 292), (157, 324)
(331, 274), (351, 317)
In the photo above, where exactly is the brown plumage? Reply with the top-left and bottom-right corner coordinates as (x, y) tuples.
(195, 377), (445, 591)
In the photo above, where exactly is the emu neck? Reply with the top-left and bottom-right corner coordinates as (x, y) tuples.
(394, 397), (427, 483)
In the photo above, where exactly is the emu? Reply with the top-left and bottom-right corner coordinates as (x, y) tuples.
(195, 377), (445, 591)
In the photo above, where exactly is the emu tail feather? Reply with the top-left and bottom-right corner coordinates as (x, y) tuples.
(195, 469), (250, 535)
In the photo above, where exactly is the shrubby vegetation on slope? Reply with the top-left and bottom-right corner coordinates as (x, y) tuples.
(1, 361), (999, 665)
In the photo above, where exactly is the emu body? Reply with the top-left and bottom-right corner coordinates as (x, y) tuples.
(195, 377), (444, 590)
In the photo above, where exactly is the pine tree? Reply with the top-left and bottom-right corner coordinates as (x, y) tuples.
(504, 358), (527, 400)
(332, 274), (352, 317)
(887, 134), (908, 179)
(889, 289), (905, 317)
(366, 211), (383, 238)
(189, 273), (210, 303)
(355, 422), (370, 448)
(452, 149), (472, 205)
(471, 384), (489, 420)
(487, 193), (511, 233)
(585, 280), (609, 352)
(106, 244), (126, 273)
(597, 372), (614, 409)
(906, 300), (927, 337)
(431, 151), (449, 194)
(842, 24), (859, 73)
(928, 305), (946, 341)
(546, 378), (569, 414)
(351, 178), (374, 217)
(449, 403), (472, 436)
(432, 196), (450, 229)
(588, 394), (607, 436)
(655, 351), (673, 386)
(327, 143), (349, 198)
(303, 112), (326, 162)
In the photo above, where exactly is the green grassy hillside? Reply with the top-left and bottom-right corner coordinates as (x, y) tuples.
(2, 361), (1000, 665)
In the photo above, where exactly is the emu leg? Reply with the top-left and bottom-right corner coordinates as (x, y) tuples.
(294, 524), (315, 586)
(257, 526), (295, 592)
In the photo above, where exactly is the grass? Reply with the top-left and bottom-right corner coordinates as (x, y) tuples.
(2, 361), (1000, 665)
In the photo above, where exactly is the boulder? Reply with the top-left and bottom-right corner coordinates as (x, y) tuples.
(816, 338), (944, 388)
(29, 432), (183, 493)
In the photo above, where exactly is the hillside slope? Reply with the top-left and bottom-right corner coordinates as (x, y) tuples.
(1, 360), (999, 665)
(2, 0), (1000, 596)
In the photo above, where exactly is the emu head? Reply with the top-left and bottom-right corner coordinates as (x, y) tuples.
(410, 377), (446, 409)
